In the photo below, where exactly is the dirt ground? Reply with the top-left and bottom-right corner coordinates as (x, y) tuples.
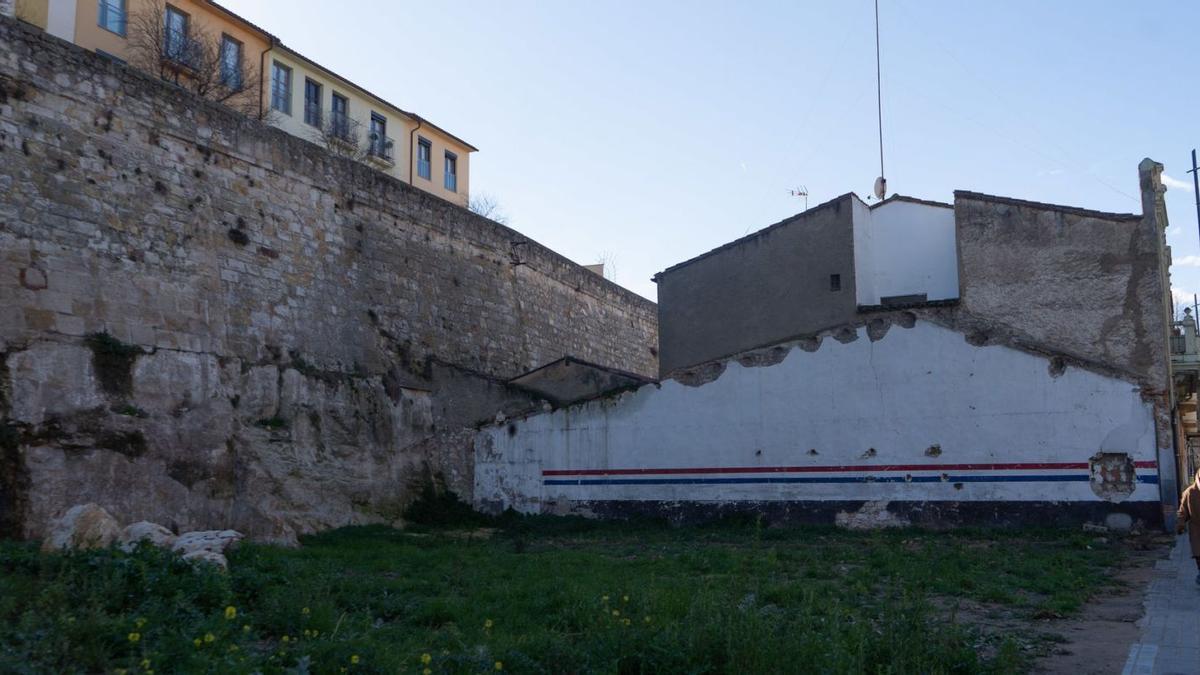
(931, 535), (1170, 674)
(1031, 536), (1169, 674)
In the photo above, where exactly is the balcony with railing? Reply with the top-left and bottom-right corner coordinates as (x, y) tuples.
(330, 112), (354, 144)
(367, 132), (395, 166)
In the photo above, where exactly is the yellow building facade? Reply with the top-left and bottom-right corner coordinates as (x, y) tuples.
(266, 45), (473, 206)
(14, 0), (474, 207)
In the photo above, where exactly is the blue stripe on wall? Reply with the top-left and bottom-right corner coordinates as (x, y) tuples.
(544, 474), (1160, 486)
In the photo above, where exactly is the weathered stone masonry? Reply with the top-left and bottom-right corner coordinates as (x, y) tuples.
(0, 18), (657, 542)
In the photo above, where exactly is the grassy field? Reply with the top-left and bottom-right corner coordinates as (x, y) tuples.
(0, 504), (1133, 674)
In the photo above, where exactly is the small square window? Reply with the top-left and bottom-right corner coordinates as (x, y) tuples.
(829, 274), (841, 291)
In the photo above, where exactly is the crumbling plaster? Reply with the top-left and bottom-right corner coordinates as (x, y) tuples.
(476, 318), (1161, 525)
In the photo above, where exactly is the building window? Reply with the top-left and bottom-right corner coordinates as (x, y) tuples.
(331, 93), (349, 140)
(417, 138), (431, 180)
(271, 61), (292, 115)
(829, 274), (841, 291)
(163, 5), (189, 64)
(98, 0), (126, 36)
(369, 113), (391, 160)
(444, 151), (457, 192)
(219, 35), (242, 89)
(304, 79), (322, 127)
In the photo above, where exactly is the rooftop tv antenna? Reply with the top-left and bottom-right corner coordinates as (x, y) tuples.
(872, 0), (887, 200)
(788, 186), (809, 210)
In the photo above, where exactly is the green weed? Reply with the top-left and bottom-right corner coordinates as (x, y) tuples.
(0, 521), (1125, 674)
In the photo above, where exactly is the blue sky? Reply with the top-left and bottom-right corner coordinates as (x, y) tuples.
(225, 0), (1200, 305)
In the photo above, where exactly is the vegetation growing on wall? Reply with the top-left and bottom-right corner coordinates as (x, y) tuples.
(84, 333), (142, 398)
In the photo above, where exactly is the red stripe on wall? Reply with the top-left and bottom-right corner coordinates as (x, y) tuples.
(542, 460), (1158, 477)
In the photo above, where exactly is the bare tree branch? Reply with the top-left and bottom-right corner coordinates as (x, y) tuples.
(468, 193), (509, 225)
(596, 251), (618, 282)
(126, 0), (264, 119)
(309, 114), (370, 163)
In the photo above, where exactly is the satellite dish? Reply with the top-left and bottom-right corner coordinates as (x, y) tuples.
(873, 176), (887, 200)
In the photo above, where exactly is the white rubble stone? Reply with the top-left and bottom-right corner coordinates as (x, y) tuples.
(834, 500), (911, 530)
(172, 529), (244, 556)
(118, 521), (177, 552)
(181, 550), (228, 570)
(1104, 512), (1134, 532)
(41, 503), (121, 552)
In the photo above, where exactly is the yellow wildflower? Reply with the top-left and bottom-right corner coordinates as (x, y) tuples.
(611, 609), (620, 617)
(420, 653), (432, 665)
(127, 632), (140, 643)
(243, 624), (251, 633)
(495, 662), (503, 671)
(601, 595), (609, 603)
(281, 635), (290, 643)
(484, 618), (494, 630)
(193, 638), (202, 648)
(350, 654), (360, 665)
(302, 607), (310, 615)
(623, 618), (631, 626)
(224, 606), (237, 620)
(622, 595), (629, 603)
(204, 632), (215, 643)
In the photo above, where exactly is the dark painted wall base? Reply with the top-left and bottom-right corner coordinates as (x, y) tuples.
(559, 499), (1164, 530)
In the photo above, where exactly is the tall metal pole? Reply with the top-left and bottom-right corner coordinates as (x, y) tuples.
(1189, 149), (1200, 241)
(878, 0), (888, 181)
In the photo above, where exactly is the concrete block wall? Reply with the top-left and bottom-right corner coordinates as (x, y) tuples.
(654, 194), (857, 376)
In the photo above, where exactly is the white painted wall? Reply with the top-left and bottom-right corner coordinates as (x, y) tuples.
(46, 0), (77, 41)
(853, 200), (958, 306)
(475, 321), (1158, 514)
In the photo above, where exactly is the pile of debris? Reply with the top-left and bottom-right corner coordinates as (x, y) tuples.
(40, 503), (244, 569)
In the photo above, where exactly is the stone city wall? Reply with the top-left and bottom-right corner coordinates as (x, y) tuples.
(0, 18), (657, 543)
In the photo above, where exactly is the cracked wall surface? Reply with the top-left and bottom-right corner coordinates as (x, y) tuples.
(476, 319), (1162, 527)
(0, 19), (658, 541)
